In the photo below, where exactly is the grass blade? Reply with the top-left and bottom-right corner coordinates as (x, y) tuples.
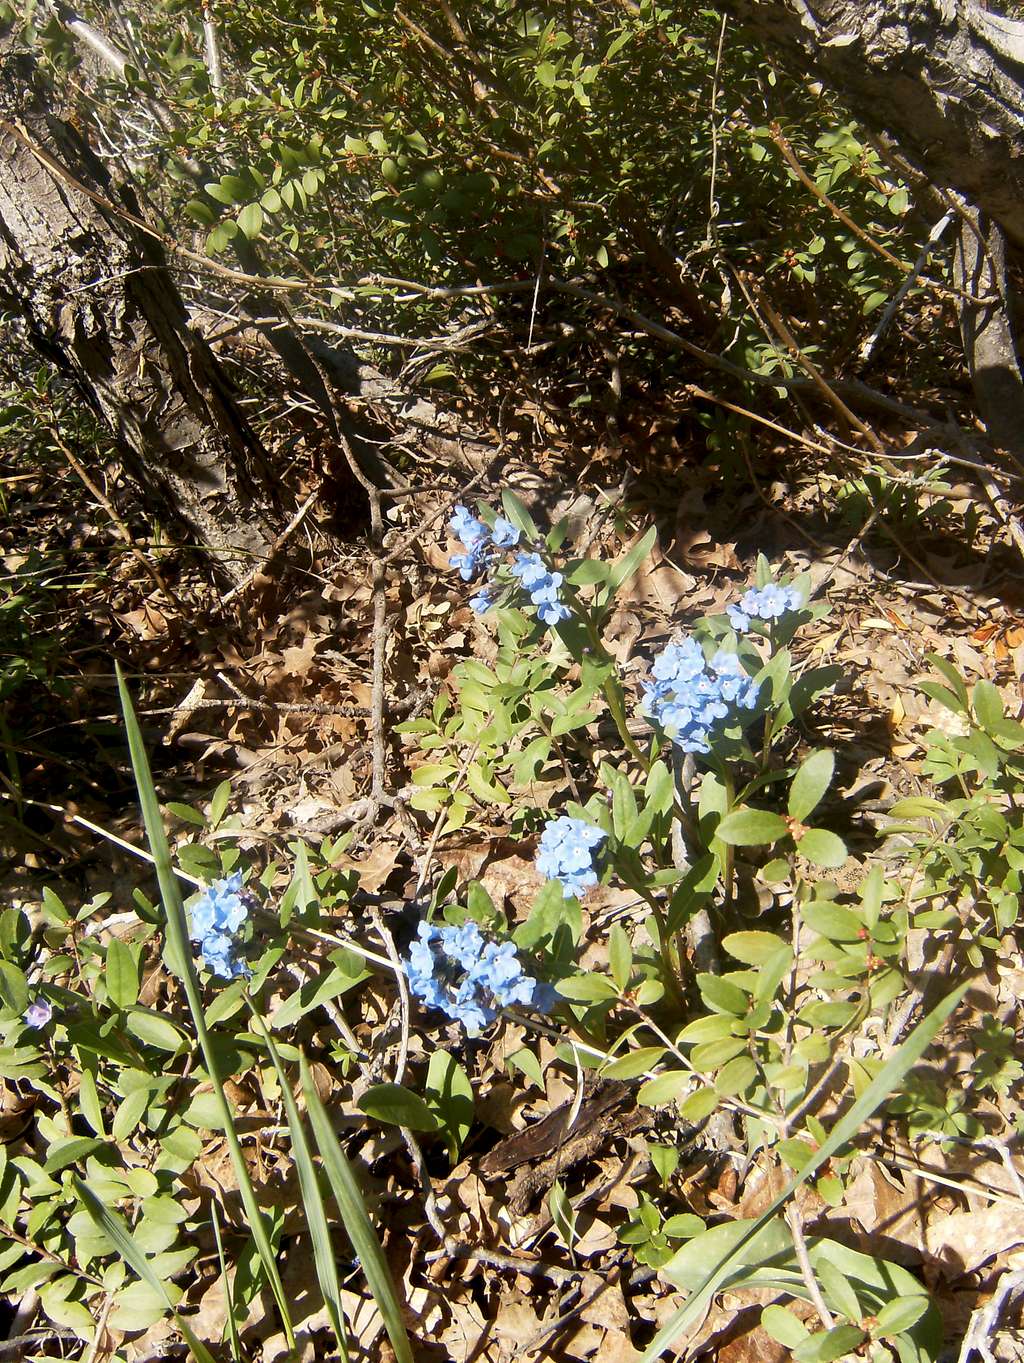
(73, 1175), (216, 1363)
(210, 1202), (242, 1363)
(641, 980), (969, 1362)
(300, 1051), (415, 1363)
(115, 664), (296, 1354)
(248, 1003), (350, 1361)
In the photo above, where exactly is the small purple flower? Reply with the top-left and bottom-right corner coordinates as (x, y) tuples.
(24, 998), (52, 1029)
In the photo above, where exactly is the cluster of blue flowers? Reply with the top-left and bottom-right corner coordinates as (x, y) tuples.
(642, 637), (760, 754)
(536, 816), (607, 899)
(509, 553), (571, 626)
(449, 505), (520, 582)
(189, 873), (251, 979)
(406, 920), (548, 1035)
(449, 505), (572, 626)
(727, 583), (802, 634)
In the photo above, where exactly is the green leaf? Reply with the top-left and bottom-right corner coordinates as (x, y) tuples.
(600, 1046), (665, 1080)
(106, 938), (140, 1010)
(716, 808), (788, 846)
(761, 1304), (810, 1347)
(797, 828), (847, 869)
(608, 923), (633, 992)
(788, 749), (834, 821)
(640, 981), (968, 1362)
(500, 490), (538, 540)
(358, 1084), (438, 1132)
(424, 1050), (474, 1159)
(214, 173), (251, 204)
(875, 1294), (928, 1334)
(548, 1178), (576, 1251)
(792, 1325), (867, 1363)
(77, 1068), (105, 1137)
(0, 962), (28, 1018)
(637, 1071), (690, 1107)
(714, 1056), (756, 1096)
(555, 974), (618, 1003)
(185, 198), (216, 225)
(722, 931), (789, 965)
(923, 653), (968, 709)
(802, 902), (862, 941)
(301, 1055), (414, 1363)
(209, 779), (231, 828)
(249, 1009), (348, 1358)
(125, 1009), (186, 1053)
(565, 560), (610, 586)
(973, 679), (1004, 730)
(697, 973), (749, 1016)
(44, 1137), (107, 1172)
(167, 802), (205, 826)
(679, 1088), (719, 1122)
(73, 1176), (216, 1363)
(506, 1047), (544, 1089)
(816, 1256), (862, 1322)
(608, 526), (657, 594)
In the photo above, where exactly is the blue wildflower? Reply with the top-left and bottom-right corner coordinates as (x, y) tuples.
(643, 640), (759, 754)
(189, 872), (251, 980)
(450, 505), (492, 581)
(470, 587), (496, 614)
(536, 816), (607, 899)
(404, 921), (548, 1035)
(727, 582), (802, 634)
(491, 516), (521, 548)
(510, 553), (572, 627)
(24, 998), (52, 1029)
(451, 505), (489, 552)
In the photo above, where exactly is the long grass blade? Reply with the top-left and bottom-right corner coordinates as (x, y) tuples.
(248, 1003), (350, 1360)
(73, 1175), (216, 1363)
(300, 1051), (415, 1363)
(210, 1201), (242, 1363)
(640, 980), (969, 1362)
(115, 664), (296, 1354)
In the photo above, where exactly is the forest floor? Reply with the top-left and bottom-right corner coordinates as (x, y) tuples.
(5, 334), (1024, 1362)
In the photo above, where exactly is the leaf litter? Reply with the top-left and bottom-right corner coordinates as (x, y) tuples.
(7, 363), (1024, 1363)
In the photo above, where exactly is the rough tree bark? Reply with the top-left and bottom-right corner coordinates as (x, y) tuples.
(0, 48), (286, 582)
(717, 0), (1024, 251)
(715, 0), (1024, 451)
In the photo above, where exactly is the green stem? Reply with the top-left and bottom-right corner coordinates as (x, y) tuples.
(720, 764), (736, 910)
(582, 615), (647, 768)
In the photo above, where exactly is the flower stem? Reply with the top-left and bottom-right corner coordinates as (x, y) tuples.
(582, 615), (647, 768)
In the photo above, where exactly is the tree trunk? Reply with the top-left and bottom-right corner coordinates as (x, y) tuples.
(0, 49), (286, 582)
(717, 0), (1024, 253)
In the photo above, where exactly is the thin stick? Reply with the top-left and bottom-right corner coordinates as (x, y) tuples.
(368, 906), (411, 1087)
(786, 1202), (834, 1330)
(219, 487), (321, 607)
(201, 4), (224, 98)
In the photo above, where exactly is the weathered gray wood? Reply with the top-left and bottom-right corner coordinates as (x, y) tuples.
(0, 49), (284, 581)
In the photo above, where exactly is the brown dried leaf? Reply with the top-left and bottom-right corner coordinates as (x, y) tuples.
(926, 1208), (1024, 1278)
